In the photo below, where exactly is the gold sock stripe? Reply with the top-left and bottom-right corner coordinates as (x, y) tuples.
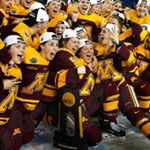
(136, 118), (149, 127)
(103, 101), (119, 112)
(137, 95), (150, 100)
(106, 94), (119, 101)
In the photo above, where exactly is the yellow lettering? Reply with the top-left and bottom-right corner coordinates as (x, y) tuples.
(97, 59), (122, 81)
(80, 74), (95, 96)
(0, 86), (17, 113)
(21, 72), (48, 95)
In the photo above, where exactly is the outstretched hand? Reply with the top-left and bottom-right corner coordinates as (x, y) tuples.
(3, 78), (21, 90)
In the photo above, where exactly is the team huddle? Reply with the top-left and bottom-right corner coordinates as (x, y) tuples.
(0, 0), (150, 150)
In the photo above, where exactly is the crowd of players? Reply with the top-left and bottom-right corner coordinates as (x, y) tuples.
(0, 0), (150, 149)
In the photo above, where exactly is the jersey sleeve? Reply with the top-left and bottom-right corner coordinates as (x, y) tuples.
(54, 67), (90, 89)
(117, 43), (141, 86)
(123, 21), (142, 47)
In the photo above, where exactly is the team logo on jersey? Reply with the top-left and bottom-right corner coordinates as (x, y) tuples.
(10, 9), (17, 15)
(30, 57), (37, 64)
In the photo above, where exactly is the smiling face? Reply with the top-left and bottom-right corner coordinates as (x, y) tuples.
(47, 0), (61, 18)
(21, 0), (33, 9)
(64, 38), (79, 53)
(78, 0), (91, 15)
(91, 4), (101, 15)
(0, 0), (13, 13)
(98, 27), (112, 45)
(41, 39), (59, 61)
(55, 24), (67, 37)
(101, 0), (113, 13)
(80, 44), (94, 64)
(136, 3), (149, 18)
(8, 43), (25, 64)
(113, 1), (122, 11)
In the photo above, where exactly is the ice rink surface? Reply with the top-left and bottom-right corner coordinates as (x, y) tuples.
(20, 113), (150, 150)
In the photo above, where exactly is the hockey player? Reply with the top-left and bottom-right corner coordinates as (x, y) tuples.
(77, 0), (105, 41)
(0, 0), (13, 19)
(90, 0), (102, 16)
(31, 31), (60, 128)
(108, 10), (147, 47)
(55, 20), (70, 39)
(0, 31), (25, 150)
(15, 32), (59, 144)
(126, 24), (150, 115)
(76, 39), (101, 117)
(43, 29), (102, 149)
(112, 0), (123, 12)
(100, 0), (113, 22)
(128, 0), (150, 25)
(10, 0), (34, 16)
(0, 0), (14, 48)
(95, 23), (150, 138)
(137, 24), (150, 81)
(46, 0), (68, 32)
(13, 8), (49, 49)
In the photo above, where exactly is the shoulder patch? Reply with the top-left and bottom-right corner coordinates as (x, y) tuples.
(10, 9), (17, 15)
(30, 57), (37, 64)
